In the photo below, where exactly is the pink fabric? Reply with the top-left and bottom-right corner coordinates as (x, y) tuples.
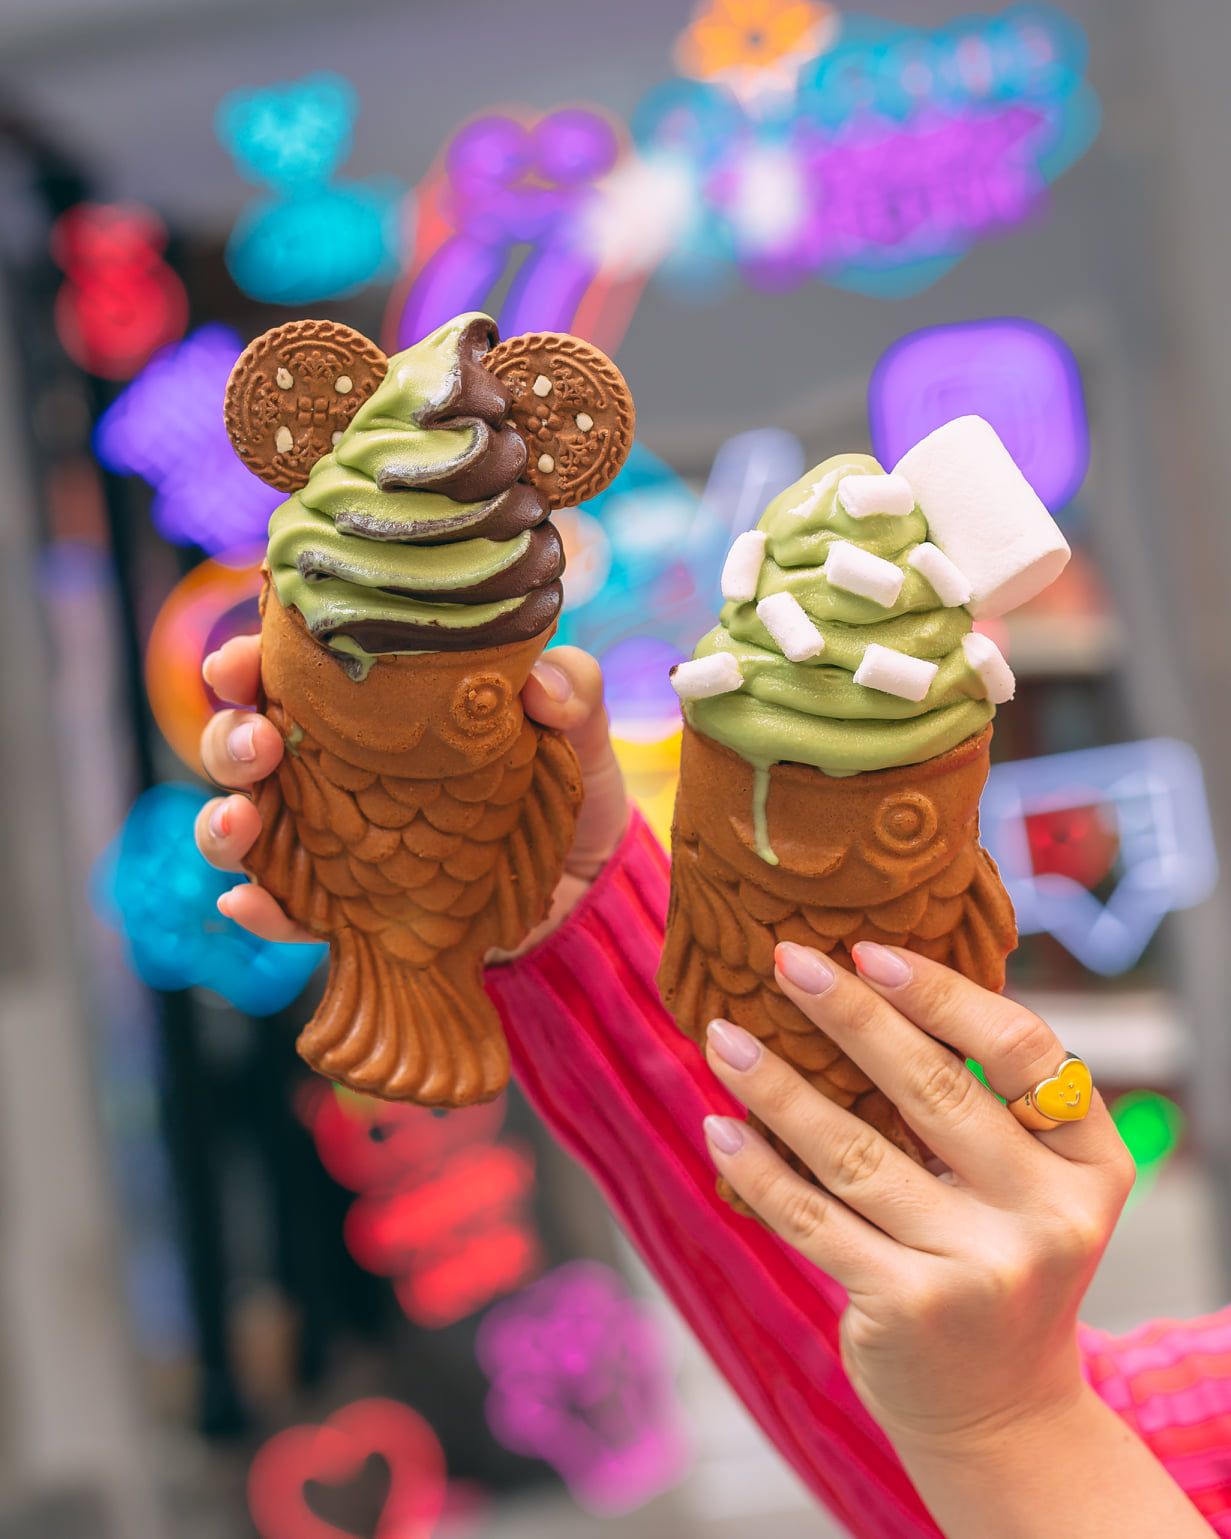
(486, 808), (1231, 1536)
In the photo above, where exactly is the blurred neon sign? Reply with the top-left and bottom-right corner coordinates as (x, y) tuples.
(981, 739), (1219, 973)
(616, 4), (1099, 299)
(248, 1397), (446, 1539)
(300, 1087), (540, 1328)
(387, 106), (642, 352)
(94, 784), (324, 1015)
(477, 1261), (689, 1515)
(217, 73), (405, 305)
(94, 325), (281, 553)
(869, 318), (1090, 512)
(51, 203), (188, 380)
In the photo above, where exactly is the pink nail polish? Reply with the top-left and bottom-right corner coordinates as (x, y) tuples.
(531, 659), (573, 703)
(776, 943), (836, 996)
(228, 723), (257, 762)
(853, 942), (912, 988)
(209, 801), (231, 839)
(706, 1018), (761, 1071)
(704, 1115), (745, 1156)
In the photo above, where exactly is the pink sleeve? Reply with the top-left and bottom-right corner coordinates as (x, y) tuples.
(487, 807), (1231, 1536)
(1081, 1313), (1231, 1531)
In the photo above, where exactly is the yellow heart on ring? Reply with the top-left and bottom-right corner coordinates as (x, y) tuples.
(1032, 1057), (1093, 1122)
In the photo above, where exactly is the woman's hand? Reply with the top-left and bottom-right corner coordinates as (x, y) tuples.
(193, 636), (628, 951)
(702, 941), (1136, 1452)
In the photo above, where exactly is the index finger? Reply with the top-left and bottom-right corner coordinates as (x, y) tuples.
(848, 944), (1121, 1169)
(203, 634), (261, 707)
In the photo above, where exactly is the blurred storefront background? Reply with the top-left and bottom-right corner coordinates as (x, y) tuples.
(2, 0), (1231, 1535)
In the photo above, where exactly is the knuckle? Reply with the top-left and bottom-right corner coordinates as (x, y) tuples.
(990, 1007), (1055, 1076)
(776, 1182), (830, 1247)
(840, 988), (884, 1036)
(833, 1125), (888, 1192)
(914, 1053), (981, 1121)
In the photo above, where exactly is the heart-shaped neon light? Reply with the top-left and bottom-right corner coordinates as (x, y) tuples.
(1033, 1057), (1093, 1123)
(247, 1398), (446, 1539)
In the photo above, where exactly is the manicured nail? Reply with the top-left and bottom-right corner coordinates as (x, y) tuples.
(853, 942), (913, 988)
(704, 1115), (745, 1156)
(208, 800), (231, 840)
(776, 942), (836, 996)
(531, 659), (573, 703)
(227, 722), (257, 762)
(217, 890), (236, 918)
(706, 1018), (761, 1072)
(202, 649), (221, 688)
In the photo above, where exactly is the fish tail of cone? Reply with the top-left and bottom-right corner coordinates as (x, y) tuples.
(299, 927), (510, 1105)
(659, 719), (1016, 1191)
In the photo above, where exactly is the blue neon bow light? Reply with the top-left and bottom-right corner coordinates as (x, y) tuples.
(95, 783), (325, 1015)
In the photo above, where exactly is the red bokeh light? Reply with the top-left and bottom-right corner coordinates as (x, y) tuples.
(51, 202), (188, 380)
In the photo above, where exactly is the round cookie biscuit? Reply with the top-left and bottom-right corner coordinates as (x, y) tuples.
(485, 333), (634, 508)
(225, 320), (389, 493)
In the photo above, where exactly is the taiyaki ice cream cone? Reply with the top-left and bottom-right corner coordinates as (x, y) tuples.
(223, 313), (634, 1105)
(658, 420), (1070, 1178)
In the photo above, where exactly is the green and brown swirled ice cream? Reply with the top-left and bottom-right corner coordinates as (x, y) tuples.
(266, 313), (563, 680)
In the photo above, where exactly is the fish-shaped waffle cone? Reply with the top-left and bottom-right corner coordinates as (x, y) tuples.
(244, 584), (582, 1106)
(657, 722), (1017, 1175)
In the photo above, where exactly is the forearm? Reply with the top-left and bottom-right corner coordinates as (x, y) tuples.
(895, 1384), (1210, 1539)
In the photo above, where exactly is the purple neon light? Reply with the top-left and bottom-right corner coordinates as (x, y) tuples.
(477, 1261), (689, 1514)
(94, 325), (281, 554)
(868, 317), (1090, 510)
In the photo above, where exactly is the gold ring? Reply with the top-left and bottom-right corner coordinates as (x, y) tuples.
(1006, 1054), (1093, 1131)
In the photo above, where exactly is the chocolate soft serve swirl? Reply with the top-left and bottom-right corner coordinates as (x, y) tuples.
(267, 313), (564, 677)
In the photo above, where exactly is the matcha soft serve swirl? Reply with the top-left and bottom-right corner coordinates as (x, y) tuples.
(267, 313), (562, 678)
(683, 453), (1000, 780)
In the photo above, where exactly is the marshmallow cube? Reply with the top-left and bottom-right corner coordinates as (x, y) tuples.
(838, 472), (915, 519)
(892, 416), (1070, 618)
(824, 541), (905, 608)
(721, 529), (768, 602)
(671, 653), (744, 700)
(756, 592), (826, 662)
(907, 542), (973, 608)
(962, 632), (1016, 704)
(853, 643), (939, 703)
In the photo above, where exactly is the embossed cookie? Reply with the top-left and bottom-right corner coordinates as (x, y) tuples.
(485, 333), (634, 508)
(225, 320), (389, 492)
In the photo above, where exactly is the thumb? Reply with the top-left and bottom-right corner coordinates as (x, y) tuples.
(522, 647), (628, 880)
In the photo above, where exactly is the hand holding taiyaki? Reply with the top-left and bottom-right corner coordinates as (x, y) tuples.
(221, 313), (634, 1106)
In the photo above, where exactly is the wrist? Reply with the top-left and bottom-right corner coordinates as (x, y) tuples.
(887, 1378), (1094, 1473)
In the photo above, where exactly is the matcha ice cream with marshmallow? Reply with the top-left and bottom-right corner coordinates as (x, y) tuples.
(675, 451), (1007, 780)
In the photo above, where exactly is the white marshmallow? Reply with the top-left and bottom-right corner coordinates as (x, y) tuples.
(853, 643), (939, 703)
(962, 632), (1016, 704)
(824, 541), (905, 608)
(755, 592), (826, 661)
(892, 416), (1070, 618)
(671, 653), (744, 700)
(720, 529), (768, 602)
(837, 472), (915, 520)
(907, 541), (972, 608)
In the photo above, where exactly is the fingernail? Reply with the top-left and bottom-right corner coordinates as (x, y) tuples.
(227, 722), (257, 762)
(776, 942), (836, 996)
(202, 649), (221, 687)
(853, 942), (913, 988)
(208, 801), (231, 840)
(706, 1018), (761, 1072)
(217, 891), (236, 918)
(704, 1115), (745, 1156)
(531, 659), (573, 703)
